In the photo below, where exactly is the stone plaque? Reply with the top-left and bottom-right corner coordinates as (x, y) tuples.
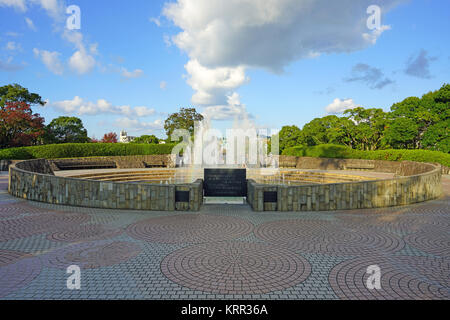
(204, 169), (247, 197)
(264, 191), (278, 203)
(175, 191), (190, 202)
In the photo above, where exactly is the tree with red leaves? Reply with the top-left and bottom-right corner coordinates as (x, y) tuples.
(0, 101), (45, 148)
(101, 132), (118, 143)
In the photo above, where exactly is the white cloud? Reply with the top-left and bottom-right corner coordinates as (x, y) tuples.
(0, 0), (65, 19)
(114, 118), (164, 131)
(64, 30), (96, 74)
(32, 0), (65, 21)
(25, 17), (37, 30)
(6, 41), (21, 51)
(163, 34), (172, 47)
(159, 81), (167, 90)
(163, 0), (400, 120)
(164, 0), (399, 71)
(33, 48), (64, 75)
(50, 96), (157, 117)
(149, 17), (161, 27)
(325, 98), (360, 115)
(0, 0), (27, 11)
(185, 59), (249, 105)
(202, 93), (252, 120)
(121, 67), (144, 79)
(68, 50), (95, 74)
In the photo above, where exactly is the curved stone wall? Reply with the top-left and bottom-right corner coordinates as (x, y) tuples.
(8, 157), (442, 212)
(248, 158), (442, 212)
(9, 159), (202, 211)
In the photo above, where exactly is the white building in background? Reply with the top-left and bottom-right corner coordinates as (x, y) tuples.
(119, 130), (135, 143)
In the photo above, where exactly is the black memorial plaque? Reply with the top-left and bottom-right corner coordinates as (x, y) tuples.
(264, 191), (278, 203)
(204, 169), (247, 197)
(175, 191), (190, 202)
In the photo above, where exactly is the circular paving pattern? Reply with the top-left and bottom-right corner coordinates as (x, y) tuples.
(41, 241), (142, 269)
(0, 252), (42, 298)
(0, 202), (49, 218)
(0, 213), (91, 242)
(0, 249), (33, 267)
(161, 241), (311, 294)
(126, 214), (254, 244)
(47, 224), (123, 243)
(404, 231), (450, 257)
(335, 214), (449, 235)
(329, 256), (450, 300)
(254, 219), (404, 255)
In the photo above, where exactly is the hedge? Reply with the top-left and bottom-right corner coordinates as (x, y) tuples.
(282, 144), (450, 168)
(0, 143), (177, 160)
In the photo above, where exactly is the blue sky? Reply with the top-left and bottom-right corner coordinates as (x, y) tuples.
(0, 0), (449, 139)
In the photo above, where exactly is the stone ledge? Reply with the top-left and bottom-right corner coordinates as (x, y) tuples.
(8, 159), (201, 212)
(248, 159), (442, 212)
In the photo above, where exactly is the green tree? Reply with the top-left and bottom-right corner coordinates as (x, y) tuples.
(164, 107), (204, 139)
(44, 116), (89, 144)
(276, 125), (302, 153)
(0, 84), (45, 109)
(344, 107), (388, 151)
(389, 84), (449, 150)
(383, 117), (419, 149)
(421, 119), (450, 153)
(132, 135), (160, 144)
(299, 116), (356, 147)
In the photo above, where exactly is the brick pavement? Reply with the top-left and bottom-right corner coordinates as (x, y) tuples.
(0, 172), (448, 300)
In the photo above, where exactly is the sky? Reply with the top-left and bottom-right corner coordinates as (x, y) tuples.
(0, 0), (449, 139)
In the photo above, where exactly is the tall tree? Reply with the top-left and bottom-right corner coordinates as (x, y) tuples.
(164, 107), (204, 139)
(0, 102), (45, 148)
(299, 116), (356, 147)
(383, 117), (419, 149)
(44, 116), (89, 144)
(389, 84), (449, 150)
(344, 107), (388, 151)
(275, 125), (302, 153)
(0, 84), (45, 109)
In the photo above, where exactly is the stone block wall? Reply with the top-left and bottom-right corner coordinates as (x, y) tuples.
(175, 180), (203, 211)
(247, 161), (442, 212)
(9, 160), (201, 211)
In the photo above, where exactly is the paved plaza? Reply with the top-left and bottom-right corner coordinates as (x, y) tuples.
(0, 172), (449, 300)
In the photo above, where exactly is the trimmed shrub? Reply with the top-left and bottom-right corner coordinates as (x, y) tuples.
(282, 144), (450, 167)
(0, 143), (177, 160)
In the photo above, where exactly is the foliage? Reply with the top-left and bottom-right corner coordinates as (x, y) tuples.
(131, 134), (159, 144)
(282, 144), (450, 167)
(274, 125), (302, 153)
(0, 143), (177, 160)
(0, 84), (45, 109)
(294, 84), (449, 153)
(44, 116), (90, 144)
(101, 132), (118, 143)
(387, 83), (449, 151)
(164, 107), (204, 139)
(298, 116), (356, 148)
(0, 102), (45, 148)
